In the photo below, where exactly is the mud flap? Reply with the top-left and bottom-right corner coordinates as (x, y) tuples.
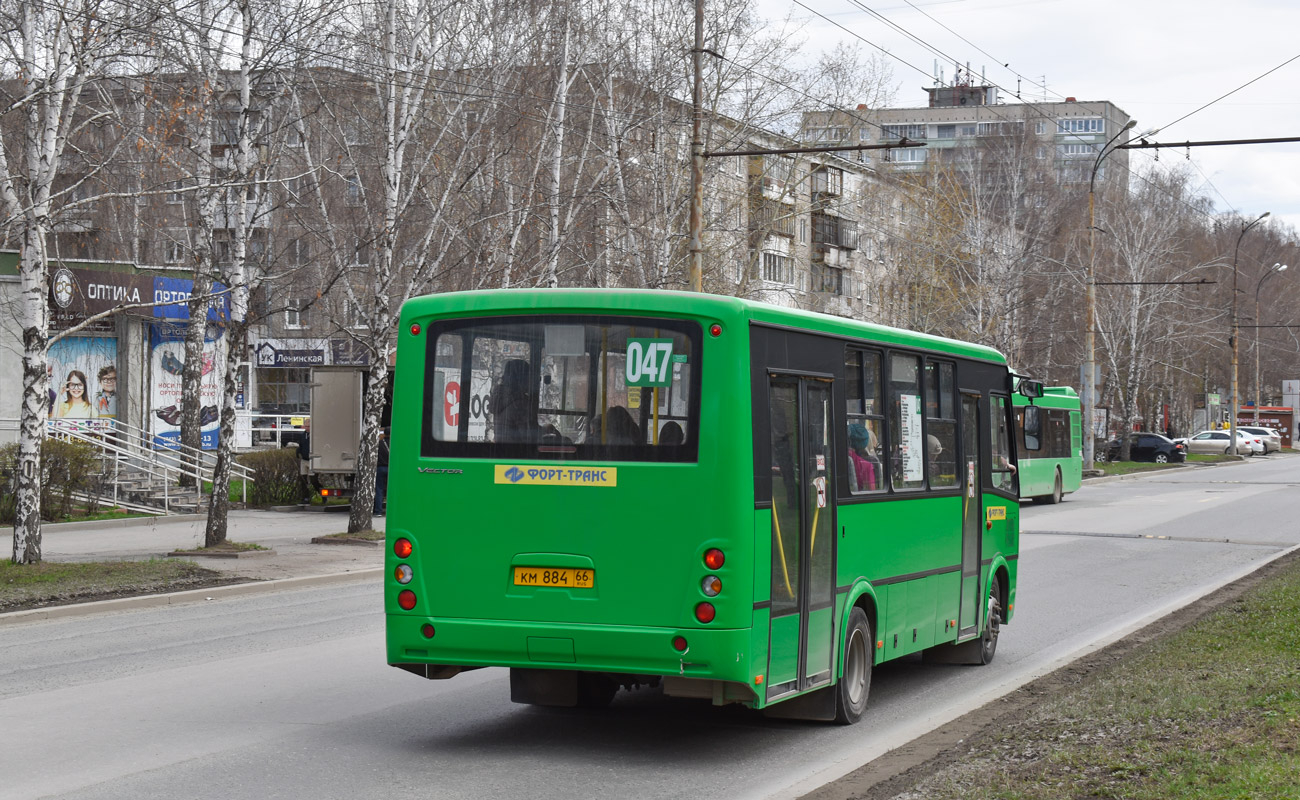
(921, 636), (983, 665)
(761, 683), (837, 721)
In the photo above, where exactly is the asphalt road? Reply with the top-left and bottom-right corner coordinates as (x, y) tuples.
(2, 457), (1296, 800)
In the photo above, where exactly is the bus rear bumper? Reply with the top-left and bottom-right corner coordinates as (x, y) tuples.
(387, 614), (755, 685)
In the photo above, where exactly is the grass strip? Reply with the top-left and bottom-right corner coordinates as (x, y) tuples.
(0, 559), (227, 612)
(895, 555), (1300, 800)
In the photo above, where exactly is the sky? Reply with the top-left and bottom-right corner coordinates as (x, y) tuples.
(756, 0), (1300, 234)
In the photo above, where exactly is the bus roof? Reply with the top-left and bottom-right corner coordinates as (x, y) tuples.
(401, 289), (1008, 365)
(1012, 383), (1080, 410)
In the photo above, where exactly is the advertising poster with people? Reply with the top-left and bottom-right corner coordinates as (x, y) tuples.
(150, 321), (225, 449)
(47, 336), (118, 433)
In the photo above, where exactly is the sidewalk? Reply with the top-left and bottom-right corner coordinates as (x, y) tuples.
(1, 507), (385, 583)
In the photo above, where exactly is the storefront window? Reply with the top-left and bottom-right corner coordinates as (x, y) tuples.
(257, 367), (311, 414)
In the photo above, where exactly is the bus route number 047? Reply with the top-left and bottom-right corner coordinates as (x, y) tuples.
(625, 339), (674, 387)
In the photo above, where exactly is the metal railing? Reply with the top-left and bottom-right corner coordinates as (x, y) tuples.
(11, 417), (256, 514)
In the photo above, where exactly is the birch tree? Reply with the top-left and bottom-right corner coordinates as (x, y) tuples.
(202, 0), (326, 544)
(1, 0), (146, 562)
(296, 0), (504, 534)
(1094, 166), (1217, 458)
(148, 0), (231, 484)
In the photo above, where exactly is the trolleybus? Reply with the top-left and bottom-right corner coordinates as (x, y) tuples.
(386, 289), (1037, 723)
(1013, 384), (1082, 504)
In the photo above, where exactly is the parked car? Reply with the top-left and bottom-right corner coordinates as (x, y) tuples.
(1239, 426), (1282, 454)
(1102, 432), (1186, 463)
(1185, 429), (1254, 456)
(1242, 430), (1265, 455)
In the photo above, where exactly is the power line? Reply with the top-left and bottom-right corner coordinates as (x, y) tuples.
(1156, 52), (1300, 136)
(784, 0), (1253, 227)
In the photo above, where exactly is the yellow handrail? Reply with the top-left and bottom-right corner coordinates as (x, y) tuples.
(772, 503), (795, 599)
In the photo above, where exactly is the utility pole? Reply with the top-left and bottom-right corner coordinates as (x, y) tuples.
(1231, 212), (1270, 452)
(688, 0), (704, 292)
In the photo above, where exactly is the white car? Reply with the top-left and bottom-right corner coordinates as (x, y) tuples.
(1185, 429), (1256, 456)
(1238, 426), (1282, 454)
(1236, 429), (1264, 455)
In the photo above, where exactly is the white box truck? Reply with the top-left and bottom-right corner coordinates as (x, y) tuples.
(308, 366), (364, 500)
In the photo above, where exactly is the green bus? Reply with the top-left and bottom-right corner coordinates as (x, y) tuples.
(1012, 385), (1082, 505)
(386, 289), (1032, 723)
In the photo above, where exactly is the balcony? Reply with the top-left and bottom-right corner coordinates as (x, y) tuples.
(750, 201), (796, 238)
(810, 167), (843, 200)
(812, 213), (858, 251)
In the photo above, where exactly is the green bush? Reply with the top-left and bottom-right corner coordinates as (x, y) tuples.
(236, 448), (300, 507)
(0, 438), (104, 523)
(0, 446), (15, 524)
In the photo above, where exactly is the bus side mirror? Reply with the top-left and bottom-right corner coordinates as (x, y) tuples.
(1018, 380), (1045, 399)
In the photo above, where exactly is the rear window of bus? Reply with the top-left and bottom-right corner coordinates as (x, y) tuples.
(421, 315), (701, 462)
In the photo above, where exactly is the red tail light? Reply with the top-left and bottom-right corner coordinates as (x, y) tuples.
(394, 538), (413, 558)
(398, 590), (417, 610)
(672, 636), (688, 652)
(695, 602), (716, 623)
(704, 548), (725, 570)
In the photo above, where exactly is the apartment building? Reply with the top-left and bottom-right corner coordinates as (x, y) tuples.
(801, 79), (1133, 186)
(742, 143), (890, 321)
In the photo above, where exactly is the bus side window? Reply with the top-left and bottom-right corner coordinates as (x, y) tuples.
(845, 349), (883, 494)
(889, 353), (924, 491)
(924, 361), (957, 488)
(990, 395), (1016, 492)
(1023, 405), (1042, 451)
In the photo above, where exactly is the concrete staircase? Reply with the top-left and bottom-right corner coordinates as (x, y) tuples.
(48, 418), (253, 516)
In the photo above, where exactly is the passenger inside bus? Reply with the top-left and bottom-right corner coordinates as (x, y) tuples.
(604, 406), (641, 444)
(493, 359), (536, 442)
(659, 420), (685, 446)
(847, 423), (878, 492)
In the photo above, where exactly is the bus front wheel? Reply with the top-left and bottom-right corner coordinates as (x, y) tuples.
(979, 591), (1002, 665)
(834, 607), (873, 724)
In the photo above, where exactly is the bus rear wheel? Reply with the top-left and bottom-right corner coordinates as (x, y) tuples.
(1038, 470), (1063, 504)
(834, 607), (873, 724)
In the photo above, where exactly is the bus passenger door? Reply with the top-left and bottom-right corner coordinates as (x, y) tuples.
(958, 393), (982, 635)
(766, 375), (836, 700)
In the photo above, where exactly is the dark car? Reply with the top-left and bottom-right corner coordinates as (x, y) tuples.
(1104, 432), (1186, 463)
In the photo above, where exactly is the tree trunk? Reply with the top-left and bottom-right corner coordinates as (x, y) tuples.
(347, 363), (388, 534)
(204, 318), (246, 547)
(178, 271), (212, 487)
(12, 228), (51, 564)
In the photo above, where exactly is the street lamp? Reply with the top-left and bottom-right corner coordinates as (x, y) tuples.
(1254, 262), (1287, 422)
(1230, 212), (1270, 449)
(1083, 119), (1156, 469)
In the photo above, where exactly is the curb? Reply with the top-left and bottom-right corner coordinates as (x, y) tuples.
(166, 548), (278, 559)
(310, 536), (384, 546)
(1081, 453), (1269, 486)
(0, 567), (384, 627)
(45, 513), (202, 532)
